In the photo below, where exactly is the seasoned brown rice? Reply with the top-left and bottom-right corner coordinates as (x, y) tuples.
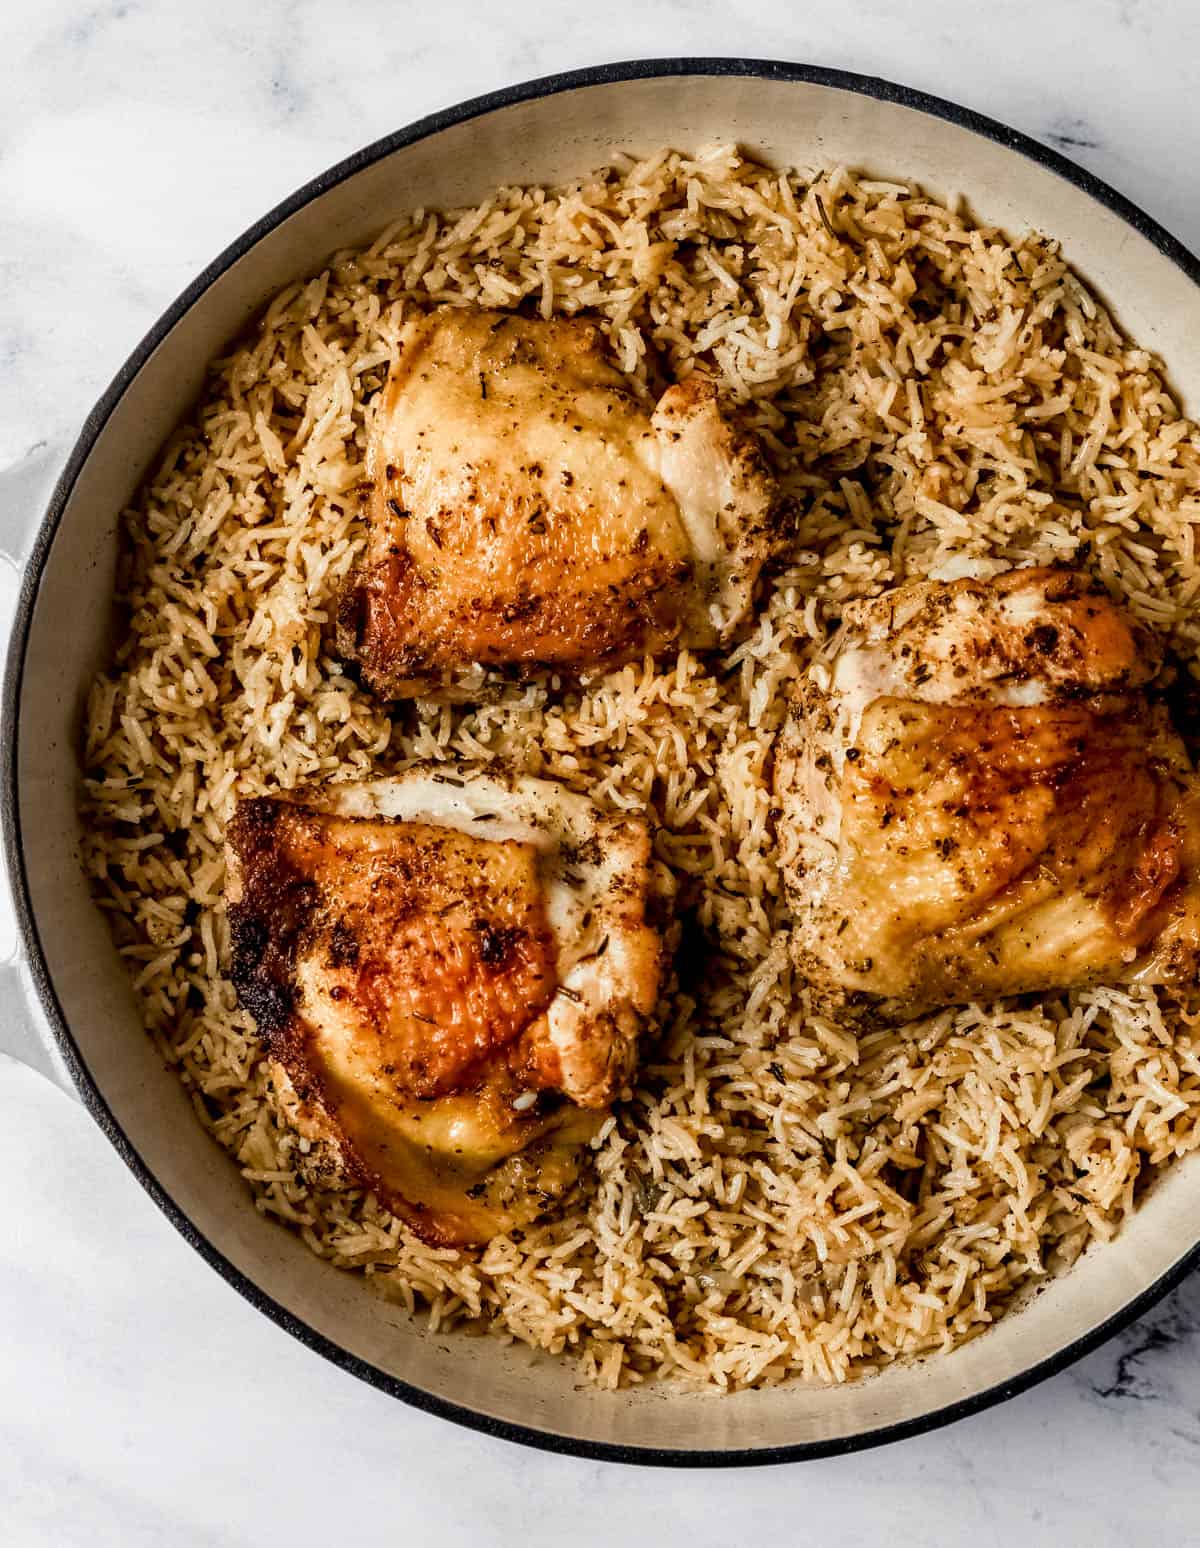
(81, 146), (1200, 1391)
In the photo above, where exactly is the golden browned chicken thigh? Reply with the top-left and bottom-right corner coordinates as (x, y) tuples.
(226, 767), (670, 1244)
(775, 566), (1200, 1020)
(337, 308), (778, 698)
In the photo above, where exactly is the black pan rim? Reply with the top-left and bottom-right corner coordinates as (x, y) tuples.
(5, 55), (1200, 1468)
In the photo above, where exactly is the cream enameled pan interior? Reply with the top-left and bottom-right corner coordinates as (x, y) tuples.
(17, 70), (1200, 1457)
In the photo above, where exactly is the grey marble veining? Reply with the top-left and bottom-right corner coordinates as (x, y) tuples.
(3, 1), (1200, 1541)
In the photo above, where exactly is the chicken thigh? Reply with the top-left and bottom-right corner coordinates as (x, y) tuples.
(775, 566), (1200, 1020)
(226, 766), (671, 1244)
(337, 308), (778, 698)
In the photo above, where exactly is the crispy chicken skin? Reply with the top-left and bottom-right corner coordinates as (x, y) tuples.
(225, 767), (671, 1245)
(336, 307), (778, 698)
(775, 566), (1200, 1020)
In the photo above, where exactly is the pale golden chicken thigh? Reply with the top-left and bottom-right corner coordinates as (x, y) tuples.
(226, 766), (671, 1245)
(775, 566), (1200, 1020)
(337, 308), (778, 698)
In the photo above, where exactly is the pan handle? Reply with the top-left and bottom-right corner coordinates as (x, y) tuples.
(0, 940), (77, 1096)
(0, 440), (78, 1096)
(0, 439), (63, 567)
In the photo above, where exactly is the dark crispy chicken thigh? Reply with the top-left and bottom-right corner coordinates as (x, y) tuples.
(225, 766), (670, 1244)
(775, 566), (1200, 1020)
(337, 308), (778, 698)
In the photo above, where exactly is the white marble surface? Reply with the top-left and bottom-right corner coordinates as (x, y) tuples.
(4, 1), (1200, 1541)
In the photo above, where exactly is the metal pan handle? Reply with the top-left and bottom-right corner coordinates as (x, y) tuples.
(0, 441), (78, 1097)
(0, 939), (76, 1095)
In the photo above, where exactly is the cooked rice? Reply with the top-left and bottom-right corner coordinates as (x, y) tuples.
(81, 146), (1200, 1391)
